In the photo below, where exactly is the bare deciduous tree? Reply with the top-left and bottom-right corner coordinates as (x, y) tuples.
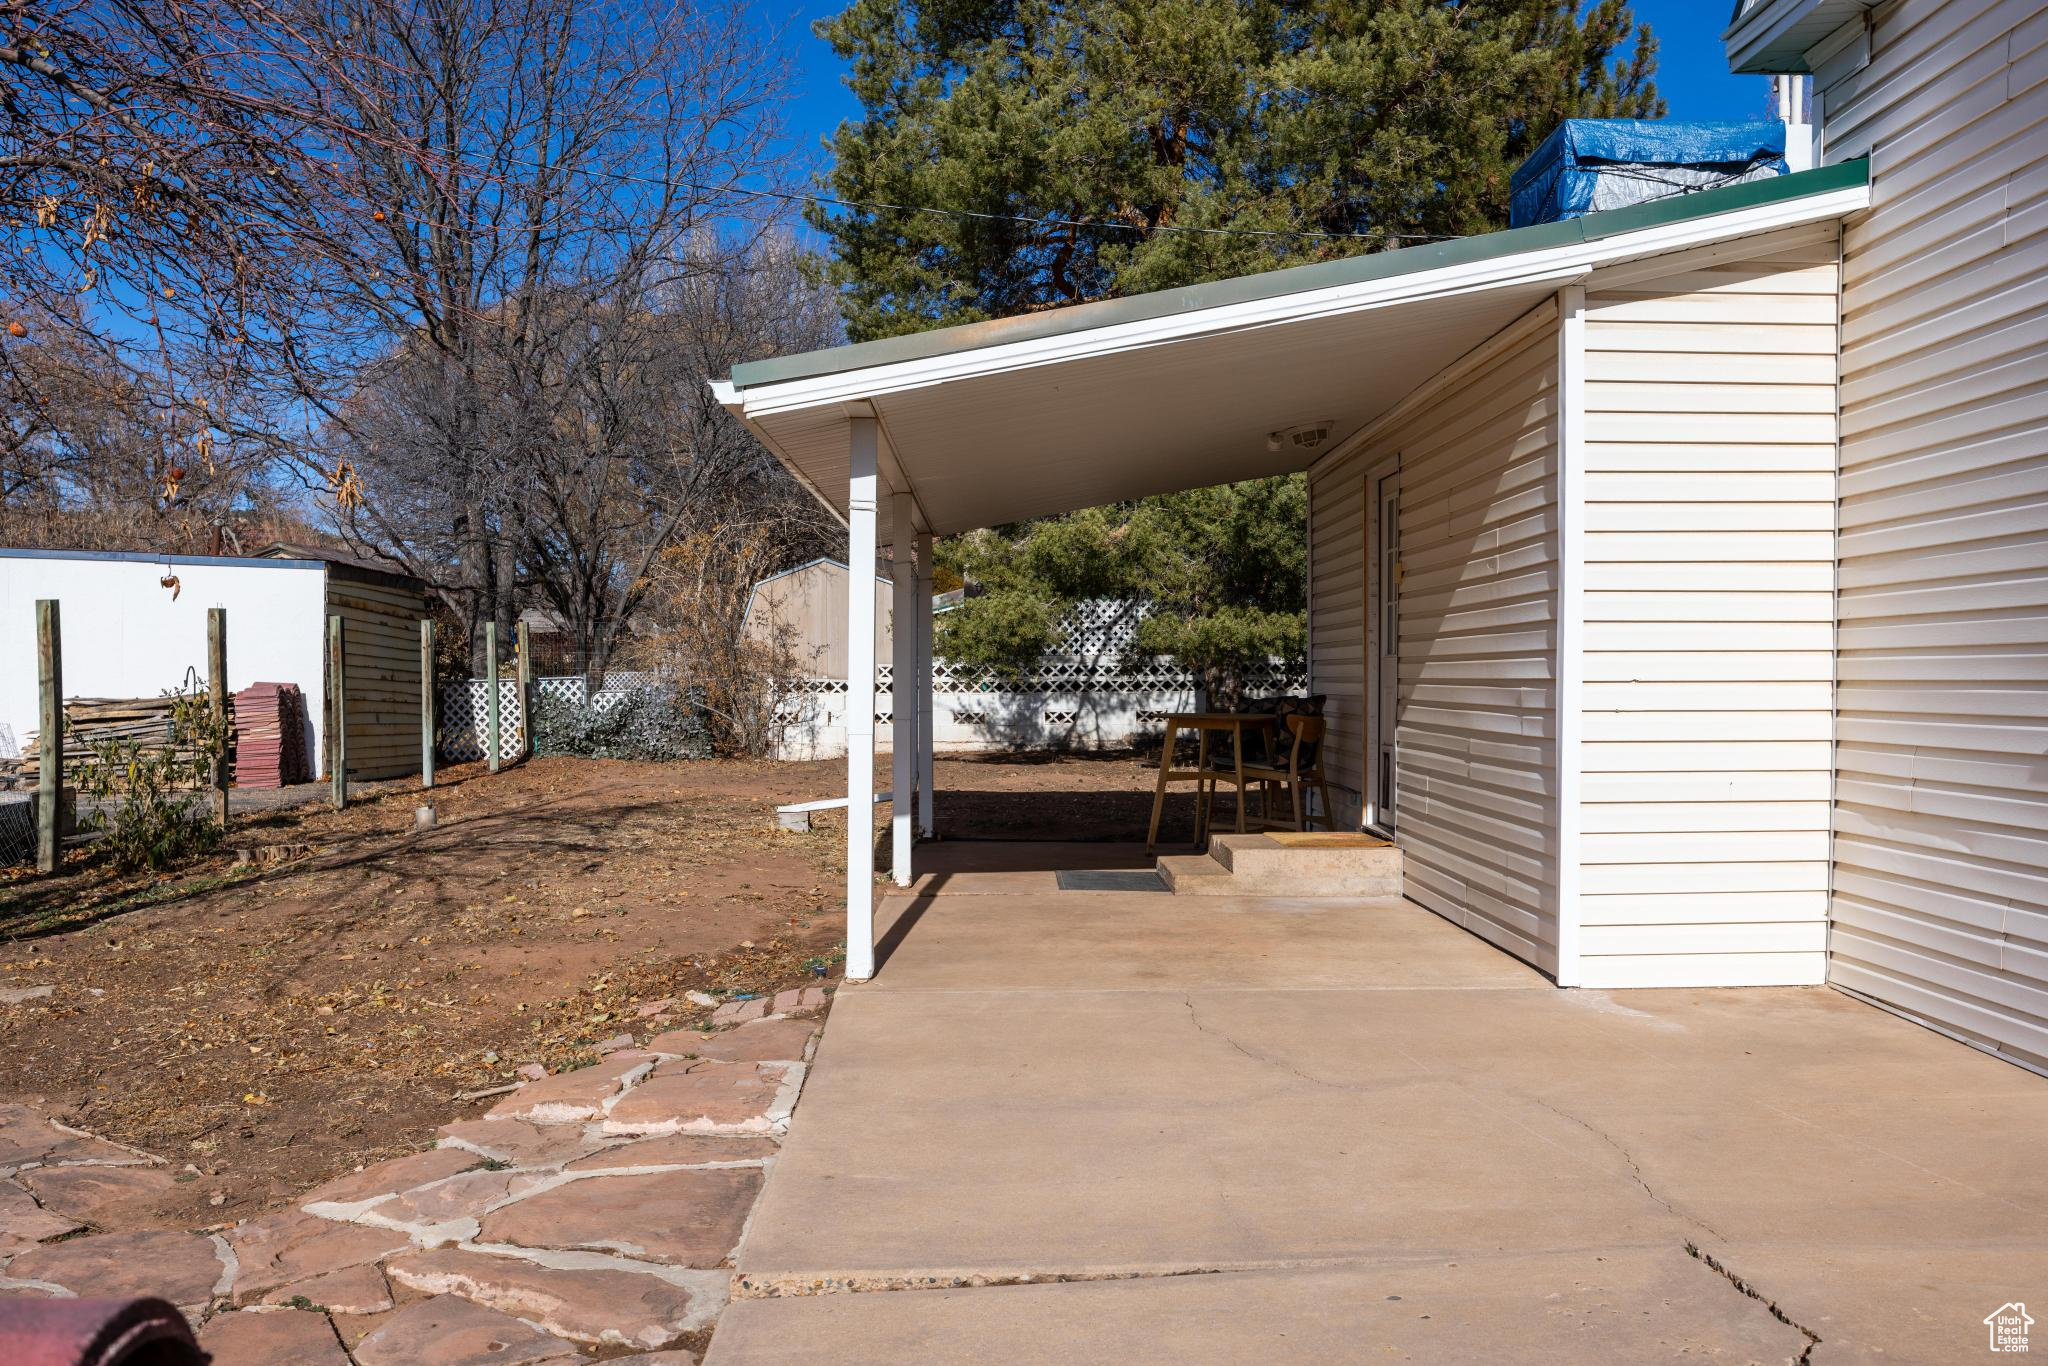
(251, 0), (804, 668)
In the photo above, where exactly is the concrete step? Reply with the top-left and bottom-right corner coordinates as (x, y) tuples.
(1160, 832), (1402, 898)
(1155, 854), (1231, 894)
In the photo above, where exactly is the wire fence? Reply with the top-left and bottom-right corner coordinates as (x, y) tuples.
(434, 673), (707, 763)
(0, 792), (33, 869)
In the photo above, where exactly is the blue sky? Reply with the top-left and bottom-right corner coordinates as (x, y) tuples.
(771, 0), (1775, 167)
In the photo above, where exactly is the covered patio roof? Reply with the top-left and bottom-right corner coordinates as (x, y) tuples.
(719, 158), (1871, 982)
(715, 159), (1868, 543)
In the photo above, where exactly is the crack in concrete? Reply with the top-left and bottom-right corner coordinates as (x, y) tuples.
(1181, 995), (1366, 1092)
(733, 1264), (1228, 1299)
(1529, 1099), (1729, 1244)
(1684, 1241), (1822, 1365)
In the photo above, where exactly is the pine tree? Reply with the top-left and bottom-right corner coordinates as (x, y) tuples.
(816, 0), (1662, 687)
(813, 0), (1662, 339)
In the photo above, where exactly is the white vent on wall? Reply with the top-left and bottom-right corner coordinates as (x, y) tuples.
(1268, 421), (1336, 455)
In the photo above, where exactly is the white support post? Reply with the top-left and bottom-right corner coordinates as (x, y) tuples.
(1555, 283), (1587, 988)
(845, 418), (880, 980)
(889, 493), (918, 887)
(915, 531), (936, 838)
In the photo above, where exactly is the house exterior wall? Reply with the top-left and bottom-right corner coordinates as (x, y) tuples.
(1575, 226), (1844, 989)
(0, 550), (331, 772)
(329, 571), (427, 781)
(1310, 302), (1564, 975)
(1807, 0), (2048, 1070)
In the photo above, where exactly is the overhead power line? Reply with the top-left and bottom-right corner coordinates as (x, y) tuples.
(464, 150), (1469, 245)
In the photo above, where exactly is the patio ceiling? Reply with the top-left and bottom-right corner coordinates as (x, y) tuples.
(717, 161), (1870, 544)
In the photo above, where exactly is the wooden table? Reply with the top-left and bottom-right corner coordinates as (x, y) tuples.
(1144, 711), (1279, 852)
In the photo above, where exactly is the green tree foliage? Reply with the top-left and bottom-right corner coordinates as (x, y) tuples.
(939, 480), (1308, 697)
(819, 0), (1661, 689)
(812, 0), (1662, 337)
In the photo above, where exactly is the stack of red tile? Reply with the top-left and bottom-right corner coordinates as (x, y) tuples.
(231, 682), (310, 788)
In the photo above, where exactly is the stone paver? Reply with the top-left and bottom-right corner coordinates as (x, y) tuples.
(301, 1146), (481, 1206)
(487, 1051), (658, 1123)
(387, 1246), (712, 1348)
(708, 998), (766, 1026)
(0, 1102), (144, 1168)
(370, 1167), (551, 1227)
(437, 1117), (610, 1168)
(259, 1262), (395, 1315)
(228, 1208), (410, 1302)
(0, 975), (828, 1358)
(648, 1018), (817, 1063)
(199, 1307), (352, 1365)
(565, 1133), (777, 1172)
(479, 1168), (761, 1266)
(8, 1229), (226, 1304)
(0, 1176), (83, 1251)
(17, 1161), (174, 1222)
(351, 1294), (582, 1366)
(603, 1060), (792, 1135)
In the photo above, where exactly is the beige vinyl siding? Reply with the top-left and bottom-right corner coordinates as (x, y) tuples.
(744, 560), (894, 679)
(1816, 0), (2048, 1071)
(1305, 443), (1367, 822)
(1576, 229), (1842, 989)
(1311, 302), (1562, 973)
(330, 574), (426, 780)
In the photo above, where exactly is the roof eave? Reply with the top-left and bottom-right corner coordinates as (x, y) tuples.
(730, 160), (1870, 418)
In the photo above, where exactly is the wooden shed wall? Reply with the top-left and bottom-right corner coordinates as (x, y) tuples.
(330, 574), (425, 781)
(1816, 0), (2048, 1071)
(1576, 225), (1843, 989)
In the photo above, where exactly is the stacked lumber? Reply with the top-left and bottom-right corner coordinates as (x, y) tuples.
(231, 683), (309, 788)
(17, 697), (220, 781)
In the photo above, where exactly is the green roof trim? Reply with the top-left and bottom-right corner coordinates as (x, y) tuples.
(731, 159), (1867, 392)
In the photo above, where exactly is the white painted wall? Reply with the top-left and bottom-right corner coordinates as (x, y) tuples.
(1806, 0), (2048, 1072)
(1576, 225), (1843, 989)
(0, 552), (330, 773)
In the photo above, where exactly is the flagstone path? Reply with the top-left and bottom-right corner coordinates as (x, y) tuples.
(0, 988), (828, 1363)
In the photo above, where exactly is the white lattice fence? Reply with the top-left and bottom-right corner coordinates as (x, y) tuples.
(771, 657), (1306, 761)
(438, 676), (674, 762)
(437, 679), (525, 763)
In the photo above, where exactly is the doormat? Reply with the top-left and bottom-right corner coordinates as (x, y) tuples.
(1055, 869), (1169, 893)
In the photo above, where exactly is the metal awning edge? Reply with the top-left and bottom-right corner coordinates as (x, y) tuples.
(727, 159), (1869, 397)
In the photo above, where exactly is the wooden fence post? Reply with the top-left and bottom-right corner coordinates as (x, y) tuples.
(485, 622), (501, 774)
(328, 614), (347, 810)
(515, 619), (532, 761)
(420, 619), (436, 789)
(208, 607), (228, 828)
(36, 599), (61, 875)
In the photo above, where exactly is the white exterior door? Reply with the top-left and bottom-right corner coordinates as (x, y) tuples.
(1367, 462), (1400, 834)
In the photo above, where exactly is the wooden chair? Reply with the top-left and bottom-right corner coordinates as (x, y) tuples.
(1237, 714), (1334, 833)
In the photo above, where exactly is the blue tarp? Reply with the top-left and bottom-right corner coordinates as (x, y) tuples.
(1510, 119), (1789, 228)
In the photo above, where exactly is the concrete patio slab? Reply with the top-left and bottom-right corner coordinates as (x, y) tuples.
(720, 889), (2048, 1362)
(870, 889), (1544, 991)
(713, 1248), (1810, 1364)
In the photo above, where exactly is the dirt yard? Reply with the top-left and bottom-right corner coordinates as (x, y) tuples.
(0, 750), (1184, 1233)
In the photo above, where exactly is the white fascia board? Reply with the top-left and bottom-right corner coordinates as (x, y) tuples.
(733, 184), (1869, 422)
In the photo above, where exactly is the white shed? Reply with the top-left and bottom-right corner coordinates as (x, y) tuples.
(0, 547), (428, 782)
